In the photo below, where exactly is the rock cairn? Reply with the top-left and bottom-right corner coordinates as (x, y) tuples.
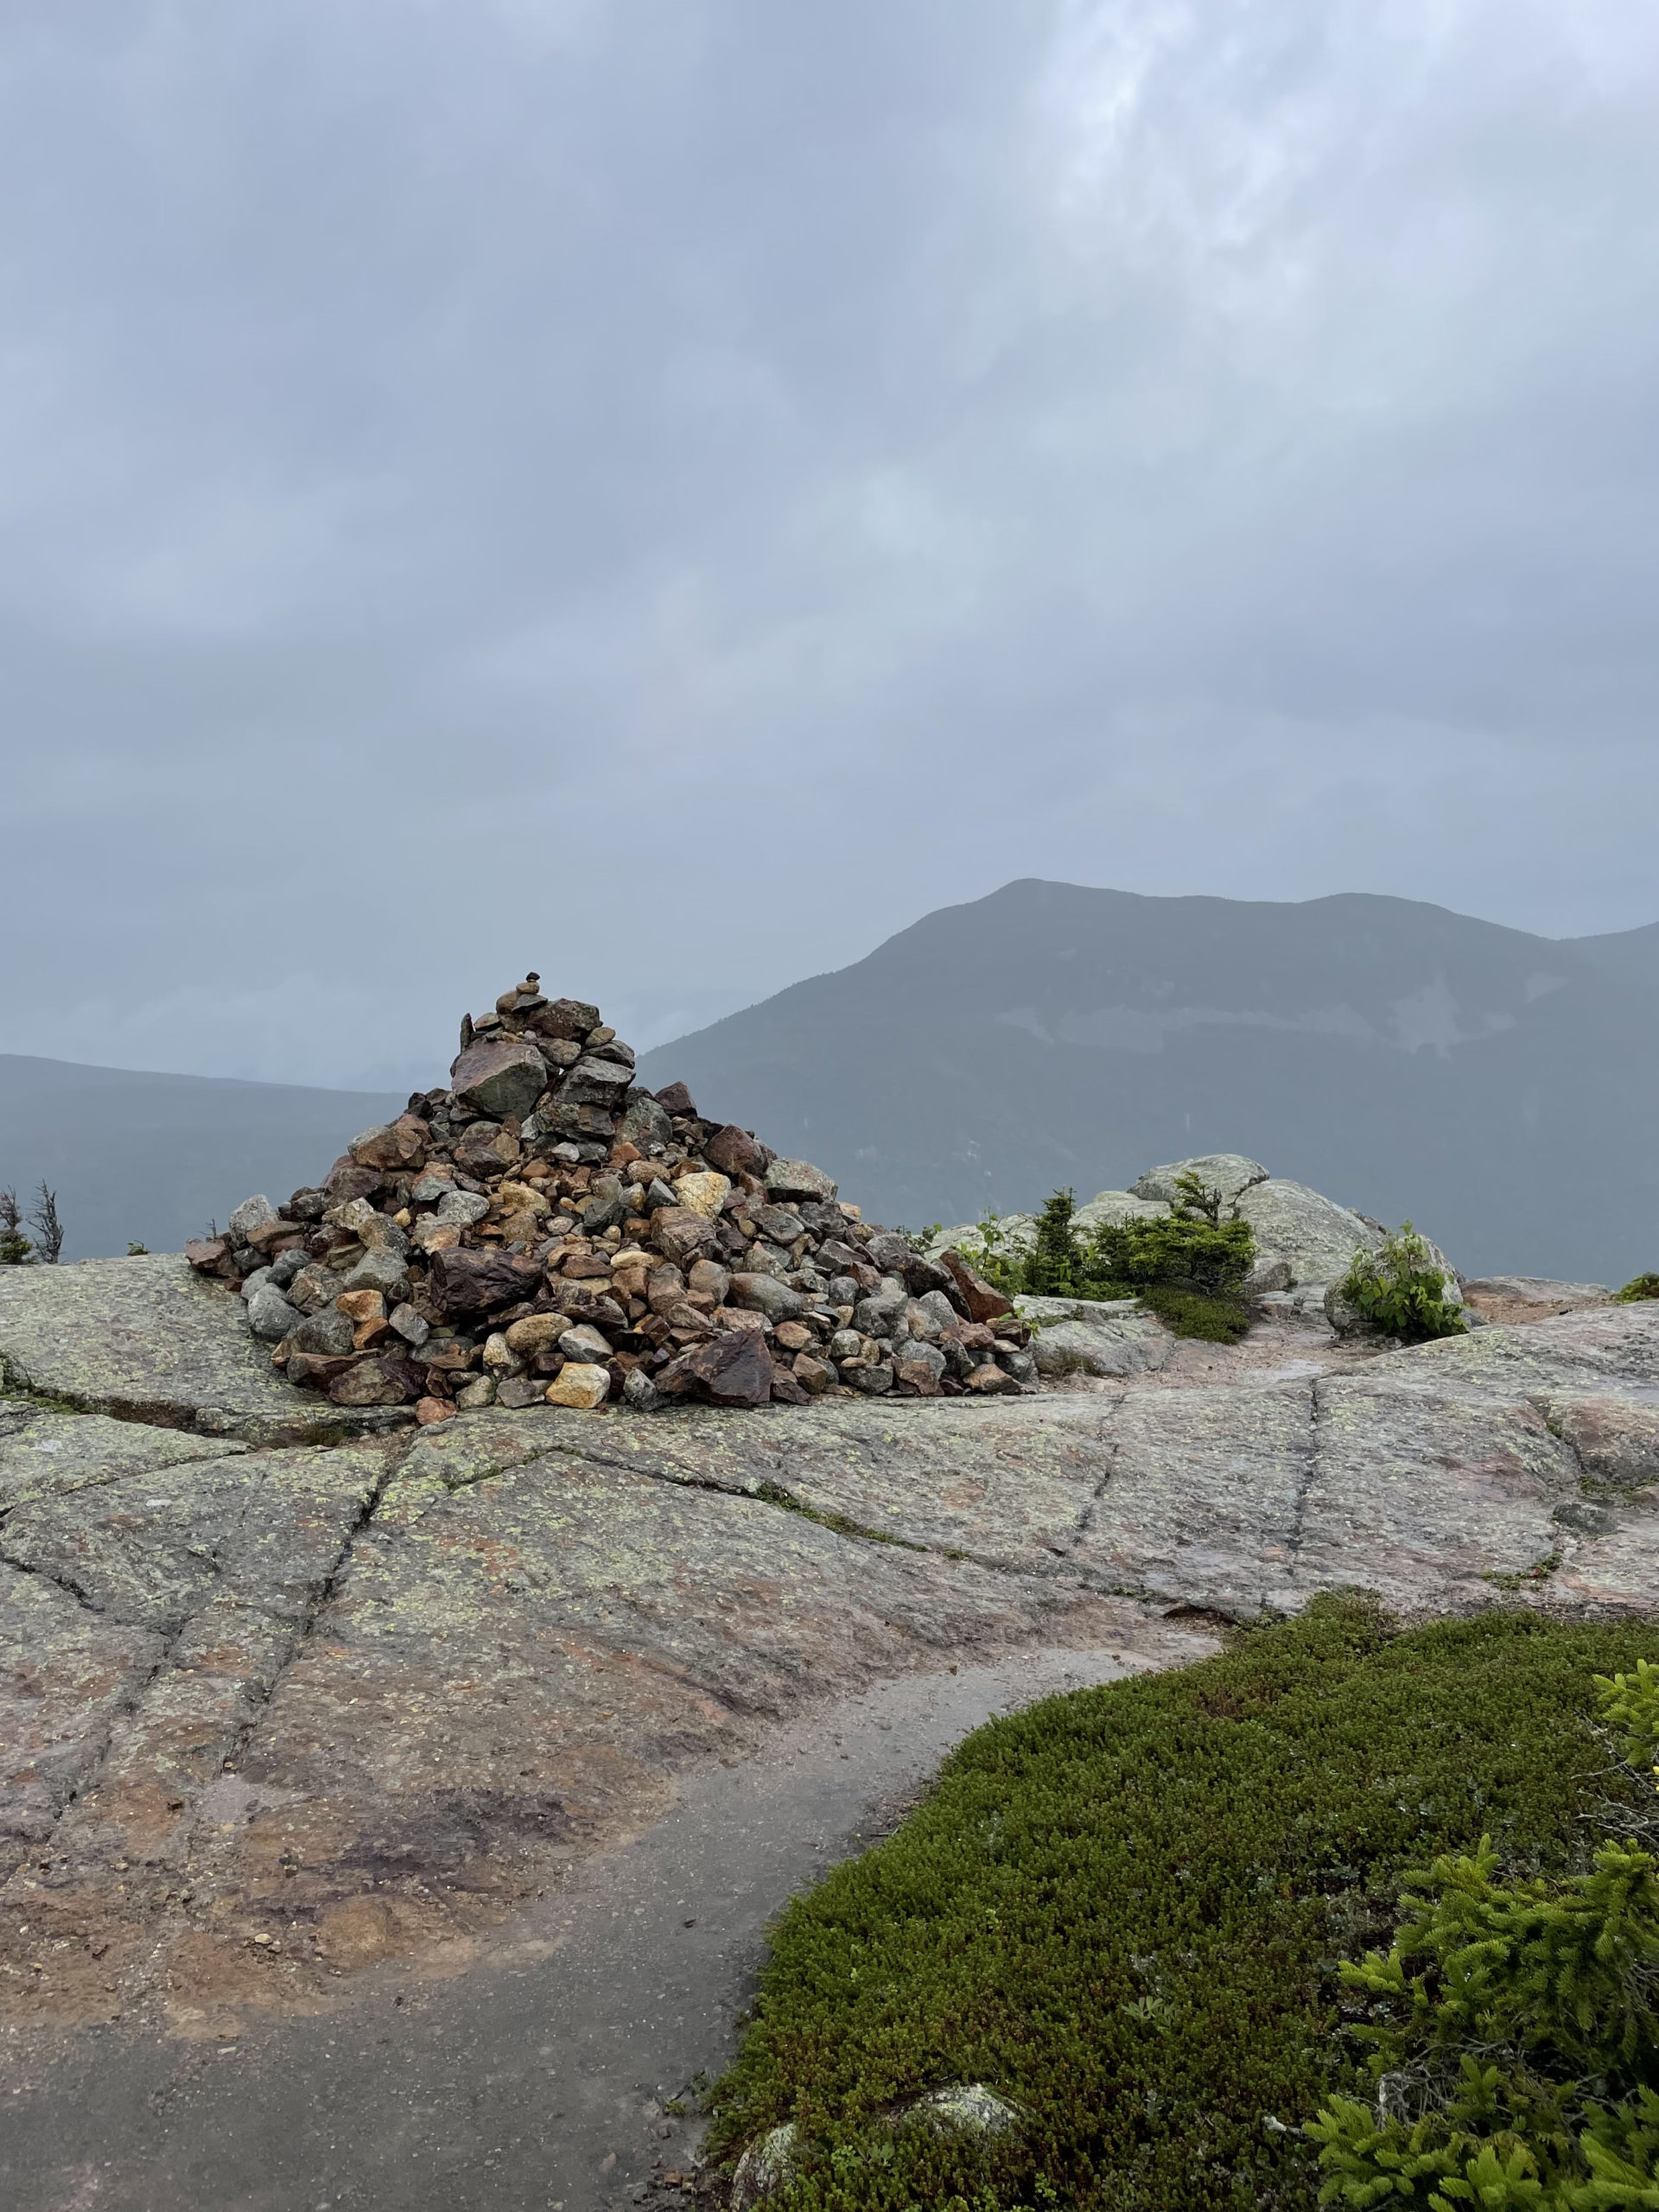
(187, 976), (1033, 1420)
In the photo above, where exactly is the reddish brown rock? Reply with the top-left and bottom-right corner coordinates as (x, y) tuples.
(966, 1360), (1020, 1395)
(702, 1124), (766, 1179)
(653, 1081), (697, 1117)
(454, 1122), (521, 1176)
(429, 1247), (543, 1319)
(652, 1205), (719, 1266)
(560, 1249), (613, 1281)
(324, 1158), (384, 1206)
(770, 1365), (810, 1404)
(285, 1351), (357, 1389)
(349, 1116), (429, 1173)
(792, 1351), (836, 1394)
(939, 1248), (1014, 1324)
(656, 1326), (774, 1407)
(184, 1236), (228, 1274)
(328, 1356), (416, 1407)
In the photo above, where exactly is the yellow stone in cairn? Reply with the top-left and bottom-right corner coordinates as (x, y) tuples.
(671, 1171), (730, 1219)
(493, 1180), (550, 1220)
(545, 1363), (611, 1408)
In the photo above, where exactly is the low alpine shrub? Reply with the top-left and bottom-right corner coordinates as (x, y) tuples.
(707, 1601), (1657, 2212)
(1613, 1274), (1659, 1305)
(969, 1182), (1255, 1339)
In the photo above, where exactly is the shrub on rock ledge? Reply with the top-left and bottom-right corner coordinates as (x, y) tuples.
(1335, 1222), (1466, 1344)
(971, 1182), (1256, 1339)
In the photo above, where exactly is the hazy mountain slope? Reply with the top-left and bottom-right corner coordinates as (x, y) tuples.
(639, 883), (1659, 1283)
(0, 1057), (403, 1262)
(1569, 918), (1659, 992)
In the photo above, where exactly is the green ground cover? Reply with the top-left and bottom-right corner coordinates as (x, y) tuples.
(707, 1599), (1656, 2212)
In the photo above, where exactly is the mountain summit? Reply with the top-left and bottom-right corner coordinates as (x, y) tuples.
(639, 882), (1659, 1283)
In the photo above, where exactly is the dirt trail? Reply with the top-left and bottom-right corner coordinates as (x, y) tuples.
(0, 1630), (1211, 2212)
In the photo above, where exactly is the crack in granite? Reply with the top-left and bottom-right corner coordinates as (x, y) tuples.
(1286, 1375), (1323, 1562)
(0, 1545), (108, 1618)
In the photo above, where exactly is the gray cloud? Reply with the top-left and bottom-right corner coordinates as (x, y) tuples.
(3, 0), (1656, 1088)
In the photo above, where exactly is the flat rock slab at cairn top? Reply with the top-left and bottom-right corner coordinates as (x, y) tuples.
(0, 1254), (412, 1444)
(1, 1296), (1656, 2037)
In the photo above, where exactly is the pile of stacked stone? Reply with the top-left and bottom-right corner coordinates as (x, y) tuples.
(186, 975), (1033, 1420)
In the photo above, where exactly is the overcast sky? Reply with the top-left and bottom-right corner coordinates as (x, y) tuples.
(3, 0), (1657, 1090)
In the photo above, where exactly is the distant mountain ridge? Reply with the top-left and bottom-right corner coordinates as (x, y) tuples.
(7, 883), (1657, 1278)
(0, 1056), (403, 1263)
(639, 883), (1659, 1284)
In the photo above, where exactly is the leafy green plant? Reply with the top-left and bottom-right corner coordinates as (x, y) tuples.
(1338, 1223), (1467, 1344)
(126, 1241), (149, 1256)
(894, 1224), (944, 1256)
(706, 1604), (1659, 2212)
(1613, 1274), (1659, 1305)
(1306, 1659), (1659, 2212)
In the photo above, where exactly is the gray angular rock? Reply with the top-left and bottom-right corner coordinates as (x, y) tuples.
(290, 1306), (357, 1357)
(228, 1193), (280, 1243)
(618, 1090), (674, 1151)
(388, 1303), (429, 1348)
(1234, 1177), (1386, 1289)
(449, 1033), (549, 1124)
(1130, 1154), (1268, 1208)
(245, 1282), (302, 1343)
(621, 1366), (662, 1411)
(558, 1056), (635, 1107)
(849, 1362), (895, 1394)
(434, 1188), (490, 1228)
(765, 1157), (837, 1204)
(340, 1247), (410, 1301)
(559, 1324), (613, 1363)
(855, 1291), (907, 1338)
(1071, 1189), (1172, 1233)
(900, 2084), (1020, 2138)
(1017, 1296), (1173, 1379)
(729, 1273), (804, 1323)
(732, 2124), (799, 2210)
(897, 1339), (947, 1382)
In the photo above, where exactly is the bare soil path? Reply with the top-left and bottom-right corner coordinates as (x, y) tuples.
(0, 1635), (1212, 2212)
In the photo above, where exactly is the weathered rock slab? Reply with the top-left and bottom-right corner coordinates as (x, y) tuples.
(0, 1256), (413, 1444)
(1464, 1276), (1615, 1325)
(2, 1299), (1656, 2032)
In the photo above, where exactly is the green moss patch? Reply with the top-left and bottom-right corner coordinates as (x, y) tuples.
(706, 1599), (1656, 2211)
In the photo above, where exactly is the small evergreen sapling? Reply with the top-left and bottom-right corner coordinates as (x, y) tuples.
(1307, 1660), (1659, 2212)
(0, 1186), (33, 1266)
